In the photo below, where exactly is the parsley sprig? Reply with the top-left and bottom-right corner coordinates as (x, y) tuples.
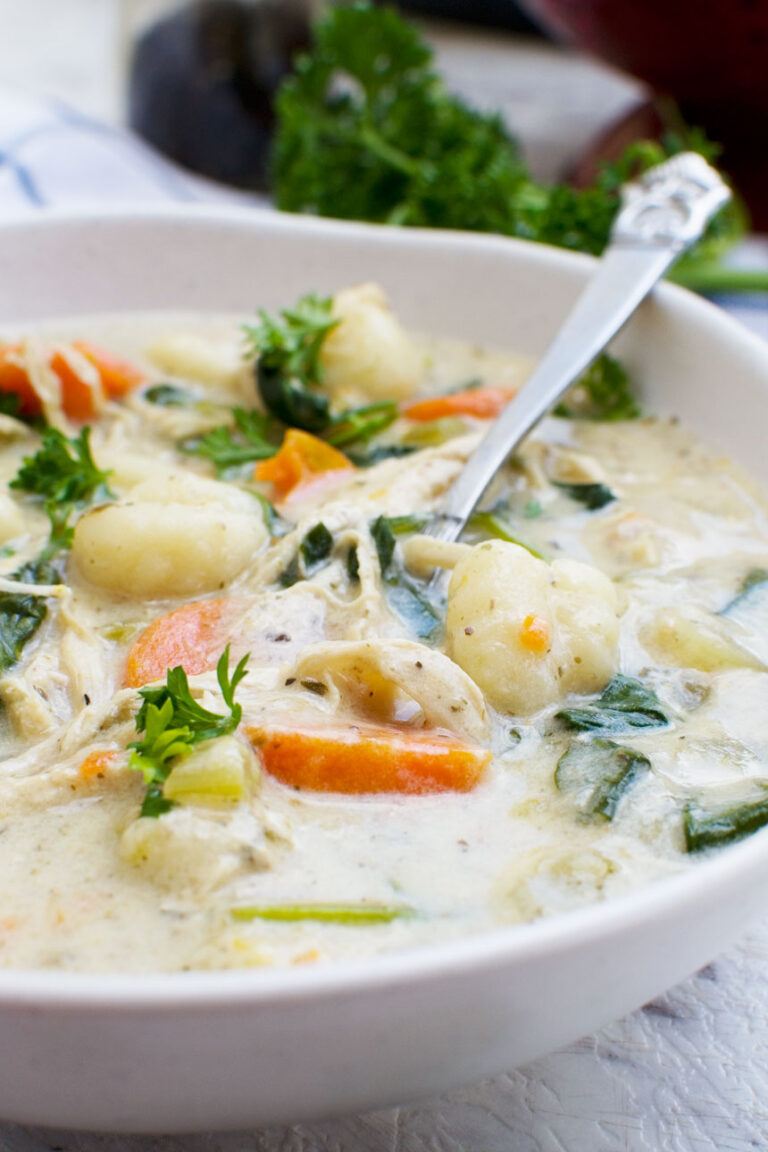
(129, 646), (249, 818)
(244, 293), (339, 433)
(10, 427), (113, 555)
(274, 5), (747, 286)
(180, 407), (277, 476)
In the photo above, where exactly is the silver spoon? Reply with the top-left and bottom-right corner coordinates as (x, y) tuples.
(427, 152), (731, 548)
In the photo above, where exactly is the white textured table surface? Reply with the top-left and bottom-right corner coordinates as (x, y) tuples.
(1, 4), (768, 1148)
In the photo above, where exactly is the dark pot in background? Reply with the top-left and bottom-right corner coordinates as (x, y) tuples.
(519, 0), (768, 227)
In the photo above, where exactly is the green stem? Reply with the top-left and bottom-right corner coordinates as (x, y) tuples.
(668, 263), (768, 295)
(231, 902), (413, 925)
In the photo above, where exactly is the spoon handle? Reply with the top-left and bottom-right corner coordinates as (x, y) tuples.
(428, 152), (731, 543)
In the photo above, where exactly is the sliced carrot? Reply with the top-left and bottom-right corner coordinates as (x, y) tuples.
(124, 598), (236, 687)
(401, 386), (517, 423)
(245, 721), (490, 795)
(50, 349), (105, 421)
(73, 341), (146, 399)
(0, 345), (43, 418)
(254, 429), (354, 501)
(79, 750), (119, 780)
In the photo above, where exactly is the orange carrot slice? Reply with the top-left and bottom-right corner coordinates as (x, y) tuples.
(73, 341), (146, 399)
(254, 429), (354, 501)
(50, 350), (105, 421)
(245, 721), (490, 795)
(401, 386), (517, 423)
(124, 598), (236, 687)
(0, 345), (43, 418)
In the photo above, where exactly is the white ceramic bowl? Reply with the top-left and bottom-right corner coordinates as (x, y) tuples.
(1, 207), (768, 1134)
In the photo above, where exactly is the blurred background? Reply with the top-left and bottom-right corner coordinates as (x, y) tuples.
(0, 0), (643, 184)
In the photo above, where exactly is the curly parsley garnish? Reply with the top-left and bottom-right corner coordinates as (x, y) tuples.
(129, 647), (249, 817)
(180, 407), (278, 476)
(244, 293), (339, 433)
(10, 426), (113, 555)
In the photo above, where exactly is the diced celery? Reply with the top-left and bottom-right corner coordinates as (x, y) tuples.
(164, 736), (255, 805)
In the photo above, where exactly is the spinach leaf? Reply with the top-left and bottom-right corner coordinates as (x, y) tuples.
(370, 515), (396, 572)
(684, 796), (768, 853)
(347, 444), (417, 467)
(0, 555), (58, 673)
(556, 737), (650, 820)
(325, 402), (398, 448)
(300, 522), (334, 573)
(557, 675), (668, 733)
(143, 383), (195, 407)
(257, 363), (331, 433)
(552, 481), (616, 510)
(245, 295), (339, 433)
(467, 509), (546, 560)
(370, 515), (440, 641)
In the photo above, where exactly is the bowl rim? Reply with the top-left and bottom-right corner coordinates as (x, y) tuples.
(1, 203), (767, 1009)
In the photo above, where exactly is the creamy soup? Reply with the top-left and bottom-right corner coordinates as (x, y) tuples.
(0, 284), (766, 973)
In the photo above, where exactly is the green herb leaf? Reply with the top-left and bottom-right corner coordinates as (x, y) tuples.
(273, 6), (739, 272)
(10, 427), (113, 555)
(552, 481), (616, 510)
(180, 408), (277, 475)
(245, 294), (339, 433)
(0, 555), (58, 672)
(129, 646), (249, 817)
(557, 674), (668, 733)
(555, 737), (650, 820)
(231, 902), (413, 924)
(684, 795), (768, 853)
(554, 354), (640, 422)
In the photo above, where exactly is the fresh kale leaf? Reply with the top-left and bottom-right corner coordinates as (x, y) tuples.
(554, 354), (640, 422)
(0, 555), (58, 673)
(129, 646), (249, 818)
(10, 426), (113, 556)
(555, 737), (650, 820)
(180, 408), (277, 475)
(557, 675), (668, 733)
(552, 481), (616, 510)
(244, 294), (338, 433)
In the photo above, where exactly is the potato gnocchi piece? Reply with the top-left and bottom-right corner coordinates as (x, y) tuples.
(71, 472), (268, 598)
(147, 332), (248, 391)
(320, 283), (423, 402)
(290, 638), (491, 743)
(446, 540), (619, 715)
